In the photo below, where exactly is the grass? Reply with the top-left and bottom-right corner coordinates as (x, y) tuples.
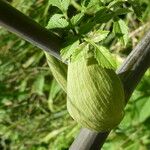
(0, 0), (150, 150)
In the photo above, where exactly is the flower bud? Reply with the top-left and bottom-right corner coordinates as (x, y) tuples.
(67, 53), (125, 132)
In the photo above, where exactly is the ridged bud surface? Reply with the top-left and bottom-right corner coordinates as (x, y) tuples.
(67, 55), (125, 132)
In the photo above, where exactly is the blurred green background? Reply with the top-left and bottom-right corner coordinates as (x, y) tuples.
(0, 0), (150, 150)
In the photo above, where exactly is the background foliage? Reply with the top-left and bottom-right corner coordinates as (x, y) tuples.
(0, 0), (150, 150)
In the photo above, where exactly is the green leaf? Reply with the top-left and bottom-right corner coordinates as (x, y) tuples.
(71, 43), (88, 62)
(84, 0), (103, 14)
(61, 40), (80, 61)
(95, 7), (130, 24)
(79, 21), (95, 34)
(71, 13), (84, 26)
(49, 0), (70, 12)
(113, 19), (129, 46)
(128, 0), (142, 18)
(49, 0), (62, 10)
(85, 38), (116, 69)
(88, 30), (109, 43)
(46, 14), (69, 29)
(94, 45), (117, 69)
(62, 0), (70, 11)
(114, 8), (132, 16)
(107, 0), (125, 8)
(94, 7), (115, 23)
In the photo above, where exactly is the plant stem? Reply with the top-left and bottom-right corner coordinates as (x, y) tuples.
(0, 0), (62, 61)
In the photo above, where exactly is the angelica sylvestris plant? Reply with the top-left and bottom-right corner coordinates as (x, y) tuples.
(46, 0), (141, 131)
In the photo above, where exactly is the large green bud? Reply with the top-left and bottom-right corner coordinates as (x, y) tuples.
(67, 52), (125, 132)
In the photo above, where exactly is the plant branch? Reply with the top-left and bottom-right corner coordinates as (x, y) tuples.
(0, 0), (62, 61)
